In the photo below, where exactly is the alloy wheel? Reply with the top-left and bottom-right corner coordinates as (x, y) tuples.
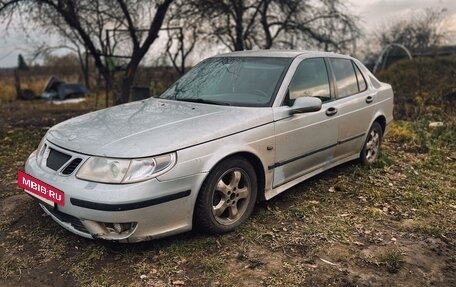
(212, 168), (251, 225)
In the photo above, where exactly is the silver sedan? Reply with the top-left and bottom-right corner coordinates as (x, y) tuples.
(22, 50), (394, 242)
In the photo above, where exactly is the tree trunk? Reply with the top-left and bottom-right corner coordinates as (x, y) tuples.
(116, 56), (141, 104)
(233, 0), (244, 51)
(260, 1), (273, 49)
(14, 69), (21, 100)
(117, 69), (137, 104)
(115, 0), (173, 104)
(83, 50), (90, 90)
(75, 46), (90, 90)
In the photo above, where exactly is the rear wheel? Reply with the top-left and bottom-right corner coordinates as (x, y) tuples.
(360, 122), (383, 165)
(194, 157), (257, 234)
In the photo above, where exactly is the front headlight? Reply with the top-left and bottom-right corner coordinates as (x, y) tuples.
(36, 136), (48, 166)
(76, 153), (176, 183)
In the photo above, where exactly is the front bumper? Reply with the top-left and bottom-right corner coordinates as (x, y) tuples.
(24, 145), (206, 242)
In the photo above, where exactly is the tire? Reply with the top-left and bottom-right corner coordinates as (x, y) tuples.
(194, 157), (258, 234)
(360, 122), (383, 165)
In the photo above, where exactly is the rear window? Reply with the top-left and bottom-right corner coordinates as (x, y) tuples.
(353, 63), (367, 92)
(330, 58), (372, 98)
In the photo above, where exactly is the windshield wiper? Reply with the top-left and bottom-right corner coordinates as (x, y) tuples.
(177, 98), (232, 106)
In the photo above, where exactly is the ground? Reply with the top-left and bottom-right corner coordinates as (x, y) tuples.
(0, 99), (455, 287)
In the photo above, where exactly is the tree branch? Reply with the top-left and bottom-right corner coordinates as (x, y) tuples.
(116, 0), (139, 49)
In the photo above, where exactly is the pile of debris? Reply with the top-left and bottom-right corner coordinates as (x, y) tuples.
(41, 76), (89, 101)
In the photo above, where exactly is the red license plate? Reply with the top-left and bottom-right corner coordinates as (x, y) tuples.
(17, 170), (65, 206)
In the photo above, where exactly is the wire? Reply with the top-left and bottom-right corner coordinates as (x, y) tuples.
(0, 50), (15, 62)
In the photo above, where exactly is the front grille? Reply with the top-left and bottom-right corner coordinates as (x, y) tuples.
(62, 158), (82, 175)
(42, 205), (89, 234)
(46, 148), (71, 171)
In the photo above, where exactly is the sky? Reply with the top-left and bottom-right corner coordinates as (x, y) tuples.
(1, 0), (456, 68)
(347, 0), (456, 32)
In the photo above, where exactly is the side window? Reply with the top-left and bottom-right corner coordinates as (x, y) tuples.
(353, 62), (367, 92)
(288, 58), (331, 103)
(330, 58), (359, 98)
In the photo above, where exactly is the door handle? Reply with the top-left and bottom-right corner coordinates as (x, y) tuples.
(325, 107), (338, 116)
(366, 96), (374, 104)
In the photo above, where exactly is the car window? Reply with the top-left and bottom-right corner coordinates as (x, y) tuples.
(288, 58), (331, 103)
(160, 57), (291, 107)
(353, 62), (367, 92)
(330, 58), (359, 98)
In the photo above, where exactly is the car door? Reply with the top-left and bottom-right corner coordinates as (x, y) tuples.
(272, 57), (338, 187)
(327, 58), (376, 161)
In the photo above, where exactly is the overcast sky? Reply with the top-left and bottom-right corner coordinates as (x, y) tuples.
(1, 0), (455, 68)
(348, 0), (456, 32)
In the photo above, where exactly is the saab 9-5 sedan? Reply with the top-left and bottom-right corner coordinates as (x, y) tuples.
(20, 50), (394, 242)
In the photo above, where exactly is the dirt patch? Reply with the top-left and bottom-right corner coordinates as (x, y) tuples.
(0, 194), (32, 226)
(1, 101), (93, 129)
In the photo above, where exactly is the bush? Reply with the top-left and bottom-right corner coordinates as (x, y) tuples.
(377, 56), (456, 120)
(388, 119), (456, 154)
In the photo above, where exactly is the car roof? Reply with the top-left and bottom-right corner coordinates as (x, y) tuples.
(214, 49), (350, 59)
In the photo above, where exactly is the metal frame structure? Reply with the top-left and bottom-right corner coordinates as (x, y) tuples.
(373, 43), (412, 73)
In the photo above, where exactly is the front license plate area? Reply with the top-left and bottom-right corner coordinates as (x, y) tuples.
(17, 170), (65, 206)
(24, 189), (55, 207)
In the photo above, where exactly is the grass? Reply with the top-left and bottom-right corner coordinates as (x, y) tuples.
(0, 257), (29, 280)
(386, 121), (416, 144)
(0, 129), (47, 200)
(263, 261), (307, 286)
(411, 223), (446, 238)
(68, 245), (107, 283)
(0, 77), (51, 103)
(37, 234), (65, 263)
(377, 248), (406, 273)
(197, 256), (227, 276)
(86, 273), (111, 287)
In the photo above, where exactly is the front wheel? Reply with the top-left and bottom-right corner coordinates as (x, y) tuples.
(360, 122), (383, 165)
(194, 157), (257, 234)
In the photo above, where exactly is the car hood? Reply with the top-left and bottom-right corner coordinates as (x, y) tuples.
(46, 98), (273, 158)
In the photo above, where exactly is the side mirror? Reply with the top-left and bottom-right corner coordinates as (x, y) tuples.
(289, 97), (322, 114)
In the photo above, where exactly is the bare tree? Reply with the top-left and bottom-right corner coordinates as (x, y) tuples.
(257, 0), (359, 52)
(163, 3), (204, 75)
(190, 0), (263, 51)
(189, 0), (359, 52)
(31, 41), (92, 89)
(257, 0), (296, 49)
(377, 8), (449, 50)
(0, 0), (174, 104)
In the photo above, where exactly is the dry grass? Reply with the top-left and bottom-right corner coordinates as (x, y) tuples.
(0, 78), (19, 102)
(0, 77), (49, 103)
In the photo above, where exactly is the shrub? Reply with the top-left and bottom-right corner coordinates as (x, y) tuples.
(377, 56), (456, 120)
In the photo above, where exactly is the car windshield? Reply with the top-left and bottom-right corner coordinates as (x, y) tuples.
(160, 57), (292, 107)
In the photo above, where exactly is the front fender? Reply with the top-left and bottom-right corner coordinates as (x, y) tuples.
(157, 123), (275, 192)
